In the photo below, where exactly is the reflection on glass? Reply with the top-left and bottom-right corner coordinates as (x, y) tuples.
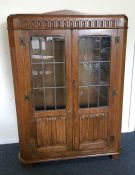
(30, 36), (66, 111)
(79, 36), (89, 61)
(79, 63), (89, 86)
(100, 62), (110, 84)
(101, 37), (110, 61)
(56, 88), (66, 109)
(89, 62), (99, 85)
(31, 37), (54, 63)
(89, 87), (98, 107)
(44, 64), (54, 87)
(79, 35), (111, 108)
(79, 88), (88, 108)
(99, 86), (108, 106)
(44, 37), (53, 60)
(45, 88), (55, 110)
(54, 38), (65, 62)
(32, 64), (43, 88)
(55, 64), (65, 86)
(34, 89), (45, 111)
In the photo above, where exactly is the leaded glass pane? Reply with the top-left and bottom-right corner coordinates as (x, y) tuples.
(78, 35), (111, 108)
(30, 36), (66, 111)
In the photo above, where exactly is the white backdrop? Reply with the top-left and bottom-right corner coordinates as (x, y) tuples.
(0, 0), (135, 144)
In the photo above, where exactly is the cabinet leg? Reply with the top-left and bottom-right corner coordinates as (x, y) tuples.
(109, 147), (122, 160)
(110, 154), (120, 160)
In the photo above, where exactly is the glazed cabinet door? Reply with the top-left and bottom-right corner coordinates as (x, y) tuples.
(21, 30), (72, 160)
(72, 29), (122, 153)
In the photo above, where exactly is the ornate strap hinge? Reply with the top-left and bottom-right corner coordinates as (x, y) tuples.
(115, 36), (120, 44)
(19, 37), (25, 46)
(109, 135), (115, 147)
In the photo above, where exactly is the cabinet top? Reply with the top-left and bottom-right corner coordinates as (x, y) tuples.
(7, 10), (128, 30)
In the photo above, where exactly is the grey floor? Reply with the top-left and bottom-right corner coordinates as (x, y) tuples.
(0, 132), (135, 175)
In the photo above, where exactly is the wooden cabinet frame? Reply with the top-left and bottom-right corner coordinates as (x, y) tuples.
(7, 10), (128, 165)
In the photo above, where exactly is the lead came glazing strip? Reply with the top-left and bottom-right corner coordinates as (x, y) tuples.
(33, 86), (66, 90)
(63, 38), (66, 109)
(31, 37), (45, 110)
(79, 61), (109, 63)
(100, 37), (110, 106)
(32, 62), (65, 64)
(79, 85), (108, 88)
(53, 38), (57, 109)
(39, 37), (46, 110)
(30, 37), (37, 109)
(88, 36), (90, 108)
(98, 36), (102, 107)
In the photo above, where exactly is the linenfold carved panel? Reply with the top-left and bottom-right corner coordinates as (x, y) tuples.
(80, 112), (108, 143)
(36, 115), (66, 147)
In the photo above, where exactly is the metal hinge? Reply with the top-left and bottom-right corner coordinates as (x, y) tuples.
(19, 37), (25, 46)
(115, 36), (120, 44)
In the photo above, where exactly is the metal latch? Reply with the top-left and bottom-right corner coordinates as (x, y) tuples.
(112, 89), (117, 97)
(24, 93), (32, 102)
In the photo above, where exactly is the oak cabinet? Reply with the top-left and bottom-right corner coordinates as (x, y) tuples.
(7, 10), (128, 165)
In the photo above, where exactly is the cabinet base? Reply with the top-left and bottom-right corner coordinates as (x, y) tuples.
(19, 151), (120, 166)
(19, 153), (33, 168)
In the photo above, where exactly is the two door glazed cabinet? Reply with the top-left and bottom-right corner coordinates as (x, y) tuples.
(7, 10), (128, 165)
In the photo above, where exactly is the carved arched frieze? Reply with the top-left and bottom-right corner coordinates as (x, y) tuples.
(9, 16), (127, 29)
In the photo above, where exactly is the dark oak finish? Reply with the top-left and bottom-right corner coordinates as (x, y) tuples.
(7, 10), (128, 165)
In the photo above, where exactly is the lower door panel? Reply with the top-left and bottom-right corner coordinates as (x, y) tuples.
(79, 111), (109, 150)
